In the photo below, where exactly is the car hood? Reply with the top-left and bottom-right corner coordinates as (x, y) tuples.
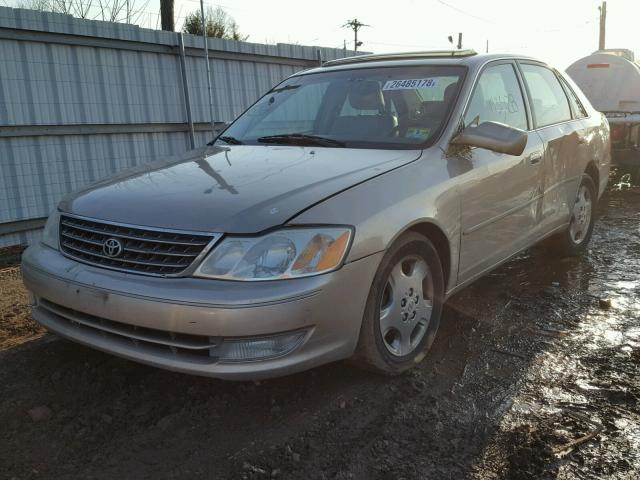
(60, 145), (422, 233)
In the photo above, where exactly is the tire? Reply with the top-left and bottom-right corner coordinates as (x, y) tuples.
(548, 174), (597, 256)
(352, 232), (444, 375)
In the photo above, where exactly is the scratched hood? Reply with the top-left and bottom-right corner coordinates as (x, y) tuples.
(60, 145), (421, 233)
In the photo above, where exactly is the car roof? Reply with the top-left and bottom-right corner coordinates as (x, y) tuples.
(297, 50), (543, 76)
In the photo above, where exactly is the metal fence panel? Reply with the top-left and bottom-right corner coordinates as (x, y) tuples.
(0, 6), (361, 248)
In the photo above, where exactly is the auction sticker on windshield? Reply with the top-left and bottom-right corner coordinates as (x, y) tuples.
(383, 78), (439, 90)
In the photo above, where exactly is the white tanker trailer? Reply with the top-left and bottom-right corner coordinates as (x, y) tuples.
(567, 49), (640, 166)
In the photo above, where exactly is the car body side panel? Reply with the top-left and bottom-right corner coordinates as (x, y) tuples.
(291, 151), (462, 293)
(536, 122), (584, 233)
(454, 132), (545, 283)
(584, 113), (612, 198)
(559, 71), (611, 197)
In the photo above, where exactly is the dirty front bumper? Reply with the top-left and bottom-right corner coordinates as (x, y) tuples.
(22, 243), (382, 380)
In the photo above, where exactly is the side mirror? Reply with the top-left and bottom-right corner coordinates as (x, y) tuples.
(450, 121), (527, 156)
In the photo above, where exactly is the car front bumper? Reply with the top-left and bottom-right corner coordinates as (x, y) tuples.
(21, 243), (382, 380)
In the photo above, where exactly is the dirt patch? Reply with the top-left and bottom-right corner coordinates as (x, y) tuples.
(0, 245), (26, 269)
(0, 266), (45, 351)
(0, 186), (639, 479)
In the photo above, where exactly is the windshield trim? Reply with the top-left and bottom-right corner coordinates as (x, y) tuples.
(214, 64), (469, 151)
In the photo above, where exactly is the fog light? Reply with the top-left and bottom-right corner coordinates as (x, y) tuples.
(215, 330), (308, 363)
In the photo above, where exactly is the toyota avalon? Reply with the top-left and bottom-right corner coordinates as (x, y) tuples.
(22, 50), (610, 379)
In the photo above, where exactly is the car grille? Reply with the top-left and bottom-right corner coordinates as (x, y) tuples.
(59, 215), (216, 276)
(39, 299), (220, 362)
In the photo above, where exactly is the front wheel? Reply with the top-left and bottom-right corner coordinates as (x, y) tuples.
(548, 174), (597, 256)
(353, 232), (444, 375)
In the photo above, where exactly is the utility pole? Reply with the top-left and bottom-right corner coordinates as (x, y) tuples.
(160, 0), (174, 31)
(344, 19), (369, 52)
(200, 0), (216, 136)
(598, 1), (607, 50)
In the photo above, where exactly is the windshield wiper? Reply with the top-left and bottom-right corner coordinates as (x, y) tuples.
(257, 134), (346, 148)
(217, 135), (243, 145)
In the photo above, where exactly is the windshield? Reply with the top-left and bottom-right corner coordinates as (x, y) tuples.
(217, 65), (466, 149)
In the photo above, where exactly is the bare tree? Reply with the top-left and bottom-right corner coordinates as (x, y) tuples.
(15, 0), (50, 11)
(96, 0), (126, 22)
(12, 0), (151, 25)
(70, 0), (93, 18)
(95, 0), (150, 23)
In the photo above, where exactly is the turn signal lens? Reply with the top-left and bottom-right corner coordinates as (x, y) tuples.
(41, 209), (61, 250)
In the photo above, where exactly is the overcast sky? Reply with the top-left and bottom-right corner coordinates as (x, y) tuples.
(164, 0), (639, 69)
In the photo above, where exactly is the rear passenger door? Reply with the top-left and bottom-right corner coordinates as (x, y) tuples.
(457, 61), (545, 283)
(518, 62), (586, 234)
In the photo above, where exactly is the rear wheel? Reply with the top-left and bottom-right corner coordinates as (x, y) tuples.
(549, 174), (596, 256)
(353, 232), (444, 375)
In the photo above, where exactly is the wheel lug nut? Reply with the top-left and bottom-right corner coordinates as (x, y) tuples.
(401, 299), (407, 307)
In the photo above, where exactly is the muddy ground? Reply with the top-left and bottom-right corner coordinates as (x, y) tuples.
(1, 183), (639, 480)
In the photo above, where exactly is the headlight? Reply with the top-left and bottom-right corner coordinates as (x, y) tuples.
(194, 227), (353, 280)
(41, 209), (61, 250)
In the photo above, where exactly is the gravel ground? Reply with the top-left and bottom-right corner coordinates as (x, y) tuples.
(0, 185), (638, 480)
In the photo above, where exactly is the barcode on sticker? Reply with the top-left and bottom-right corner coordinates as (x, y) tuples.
(382, 78), (439, 90)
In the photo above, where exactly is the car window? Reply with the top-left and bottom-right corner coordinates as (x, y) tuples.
(250, 82), (329, 137)
(464, 63), (527, 131)
(219, 65), (466, 150)
(520, 64), (572, 127)
(558, 75), (588, 119)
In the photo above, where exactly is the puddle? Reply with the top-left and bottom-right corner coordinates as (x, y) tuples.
(470, 187), (640, 479)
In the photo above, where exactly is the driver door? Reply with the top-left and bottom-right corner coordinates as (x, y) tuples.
(456, 61), (545, 283)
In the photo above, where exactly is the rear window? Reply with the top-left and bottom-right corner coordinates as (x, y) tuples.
(558, 75), (588, 119)
(521, 64), (572, 128)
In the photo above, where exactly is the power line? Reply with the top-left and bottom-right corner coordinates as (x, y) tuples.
(435, 0), (495, 24)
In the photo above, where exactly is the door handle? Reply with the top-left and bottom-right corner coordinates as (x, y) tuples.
(528, 151), (543, 165)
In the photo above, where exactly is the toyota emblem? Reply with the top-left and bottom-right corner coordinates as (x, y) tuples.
(102, 238), (123, 258)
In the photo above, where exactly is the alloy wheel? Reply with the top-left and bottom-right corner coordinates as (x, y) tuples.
(569, 184), (593, 245)
(379, 255), (434, 357)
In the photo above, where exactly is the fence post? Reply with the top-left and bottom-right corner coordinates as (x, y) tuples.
(178, 33), (196, 149)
